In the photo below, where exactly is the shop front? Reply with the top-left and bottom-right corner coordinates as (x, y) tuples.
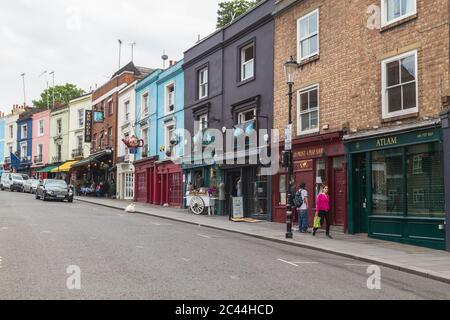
(117, 160), (135, 200)
(156, 160), (183, 208)
(272, 132), (346, 229)
(134, 156), (157, 204)
(345, 124), (446, 250)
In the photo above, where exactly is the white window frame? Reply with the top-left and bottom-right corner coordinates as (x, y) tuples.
(38, 120), (44, 136)
(165, 82), (176, 115)
(381, 0), (417, 28)
(413, 188), (425, 205)
(20, 142), (27, 159)
(240, 43), (255, 82)
(142, 92), (149, 116)
(238, 109), (256, 124)
(198, 114), (208, 132)
(125, 100), (130, 122)
(37, 144), (43, 158)
(21, 124), (27, 139)
(297, 84), (320, 135)
(141, 127), (149, 150)
(57, 118), (62, 134)
(198, 68), (209, 99)
(381, 50), (419, 119)
(78, 109), (84, 128)
(165, 122), (176, 154)
(297, 8), (320, 62)
(413, 155), (423, 174)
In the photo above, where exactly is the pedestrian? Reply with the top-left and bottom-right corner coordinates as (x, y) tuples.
(313, 185), (333, 239)
(294, 183), (309, 233)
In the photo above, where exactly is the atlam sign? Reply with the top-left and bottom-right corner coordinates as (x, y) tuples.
(376, 136), (398, 147)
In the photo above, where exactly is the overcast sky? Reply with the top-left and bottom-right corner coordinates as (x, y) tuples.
(0, 0), (221, 113)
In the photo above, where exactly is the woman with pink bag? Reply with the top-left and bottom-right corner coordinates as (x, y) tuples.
(313, 185), (333, 239)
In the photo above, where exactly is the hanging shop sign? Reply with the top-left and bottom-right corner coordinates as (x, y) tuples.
(294, 160), (313, 172)
(122, 135), (144, 154)
(85, 110), (93, 143)
(93, 111), (104, 123)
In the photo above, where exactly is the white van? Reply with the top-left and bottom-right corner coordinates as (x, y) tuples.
(0, 173), (25, 192)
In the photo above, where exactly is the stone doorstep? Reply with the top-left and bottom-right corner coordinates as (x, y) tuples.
(75, 197), (450, 285)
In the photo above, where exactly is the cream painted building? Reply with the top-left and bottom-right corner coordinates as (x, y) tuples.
(68, 93), (92, 161)
(49, 105), (70, 166)
(116, 81), (137, 200)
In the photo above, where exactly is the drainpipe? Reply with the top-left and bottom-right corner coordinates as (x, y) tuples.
(440, 108), (450, 252)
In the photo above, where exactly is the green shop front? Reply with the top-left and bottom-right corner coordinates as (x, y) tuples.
(345, 124), (446, 250)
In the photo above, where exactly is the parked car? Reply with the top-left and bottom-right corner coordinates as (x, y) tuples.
(23, 179), (41, 194)
(35, 179), (74, 202)
(0, 173), (25, 192)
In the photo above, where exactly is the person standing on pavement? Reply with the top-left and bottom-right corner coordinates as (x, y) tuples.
(295, 183), (309, 233)
(313, 185), (333, 239)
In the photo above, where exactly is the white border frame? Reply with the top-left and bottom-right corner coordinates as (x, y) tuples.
(297, 84), (320, 136)
(198, 68), (209, 100)
(381, 0), (417, 28)
(381, 49), (419, 119)
(165, 81), (176, 115)
(297, 8), (320, 62)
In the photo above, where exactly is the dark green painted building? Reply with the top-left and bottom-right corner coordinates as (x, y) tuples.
(345, 120), (446, 250)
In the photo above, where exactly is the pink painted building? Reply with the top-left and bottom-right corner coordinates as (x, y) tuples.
(31, 109), (51, 179)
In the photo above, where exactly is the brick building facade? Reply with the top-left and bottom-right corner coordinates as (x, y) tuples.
(273, 0), (449, 249)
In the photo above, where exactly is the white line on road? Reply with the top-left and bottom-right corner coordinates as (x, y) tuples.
(277, 259), (318, 267)
(345, 264), (371, 267)
(41, 231), (51, 234)
(197, 234), (212, 239)
(136, 246), (145, 249)
(151, 222), (162, 226)
(181, 258), (191, 262)
(1, 227), (8, 230)
(89, 237), (97, 240)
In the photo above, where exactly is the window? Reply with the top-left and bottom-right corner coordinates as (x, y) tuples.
(21, 144), (27, 159)
(297, 85), (319, 134)
(93, 134), (97, 150)
(198, 114), (208, 132)
(78, 109), (84, 128)
(108, 99), (113, 116)
(165, 124), (175, 152)
(8, 146), (13, 154)
(165, 83), (175, 114)
(142, 93), (149, 115)
(76, 135), (83, 149)
(297, 9), (319, 61)
(99, 131), (105, 149)
(240, 44), (254, 81)
(57, 119), (62, 134)
(406, 143), (444, 217)
(238, 109), (256, 124)
(198, 68), (208, 99)
(101, 101), (105, 113)
(38, 120), (44, 136)
(382, 50), (418, 118)
(141, 128), (149, 157)
(9, 125), (13, 138)
(56, 144), (62, 161)
(21, 124), (27, 139)
(382, 0), (416, 26)
(372, 148), (404, 216)
(37, 144), (43, 162)
(125, 101), (130, 121)
(108, 127), (113, 147)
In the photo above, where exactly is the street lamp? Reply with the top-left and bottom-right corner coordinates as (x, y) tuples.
(284, 56), (298, 239)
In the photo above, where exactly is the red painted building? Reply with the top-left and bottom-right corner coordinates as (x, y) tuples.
(272, 132), (347, 231)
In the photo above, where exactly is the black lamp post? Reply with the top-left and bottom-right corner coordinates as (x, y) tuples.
(284, 56), (298, 239)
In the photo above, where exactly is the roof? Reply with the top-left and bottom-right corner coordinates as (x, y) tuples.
(111, 61), (155, 80)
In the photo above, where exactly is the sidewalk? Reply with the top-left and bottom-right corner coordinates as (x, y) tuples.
(75, 196), (450, 284)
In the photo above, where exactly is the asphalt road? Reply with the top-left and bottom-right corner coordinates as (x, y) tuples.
(0, 190), (449, 300)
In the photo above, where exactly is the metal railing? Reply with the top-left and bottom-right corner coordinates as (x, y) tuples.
(72, 148), (83, 159)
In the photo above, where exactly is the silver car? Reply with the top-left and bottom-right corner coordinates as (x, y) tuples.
(23, 179), (40, 194)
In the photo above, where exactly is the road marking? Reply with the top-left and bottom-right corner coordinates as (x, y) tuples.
(136, 246), (145, 249)
(345, 264), (371, 267)
(89, 237), (97, 240)
(230, 276), (240, 280)
(0, 256), (2, 269)
(41, 231), (51, 234)
(197, 234), (212, 239)
(181, 258), (191, 262)
(278, 259), (318, 267)
(1, 227), (8, 230)
(151, 222), (162, 226)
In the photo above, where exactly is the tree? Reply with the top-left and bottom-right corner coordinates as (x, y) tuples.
(33, 83), (85, 108)
(216, 0), (263, 29)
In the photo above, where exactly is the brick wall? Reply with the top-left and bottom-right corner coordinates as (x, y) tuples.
(273, 0), (450, 140)
(91, 72), (136, 164)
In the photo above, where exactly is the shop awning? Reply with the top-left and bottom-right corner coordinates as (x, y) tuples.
(71, 150), (112, 168)
(50, 161), (79, 173)
(35, 164), (59, 173)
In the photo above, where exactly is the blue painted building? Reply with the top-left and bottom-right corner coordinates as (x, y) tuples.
(0, 116), (5, 175)
(133, 60), (184, 207)
(16, 110), (33, 174)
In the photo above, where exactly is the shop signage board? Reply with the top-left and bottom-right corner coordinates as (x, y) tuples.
(346, 128), (442, 154)
(294, 160), (313, 172)
(293, 148), (324, 160)
(232, 197), (244, 219)
(84, 110), (93, 143)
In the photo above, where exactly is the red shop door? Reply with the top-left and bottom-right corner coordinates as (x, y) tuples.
(168, 173), (182, 207)
(333, 169), (346, 226)
(135, 172), (147, 203)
